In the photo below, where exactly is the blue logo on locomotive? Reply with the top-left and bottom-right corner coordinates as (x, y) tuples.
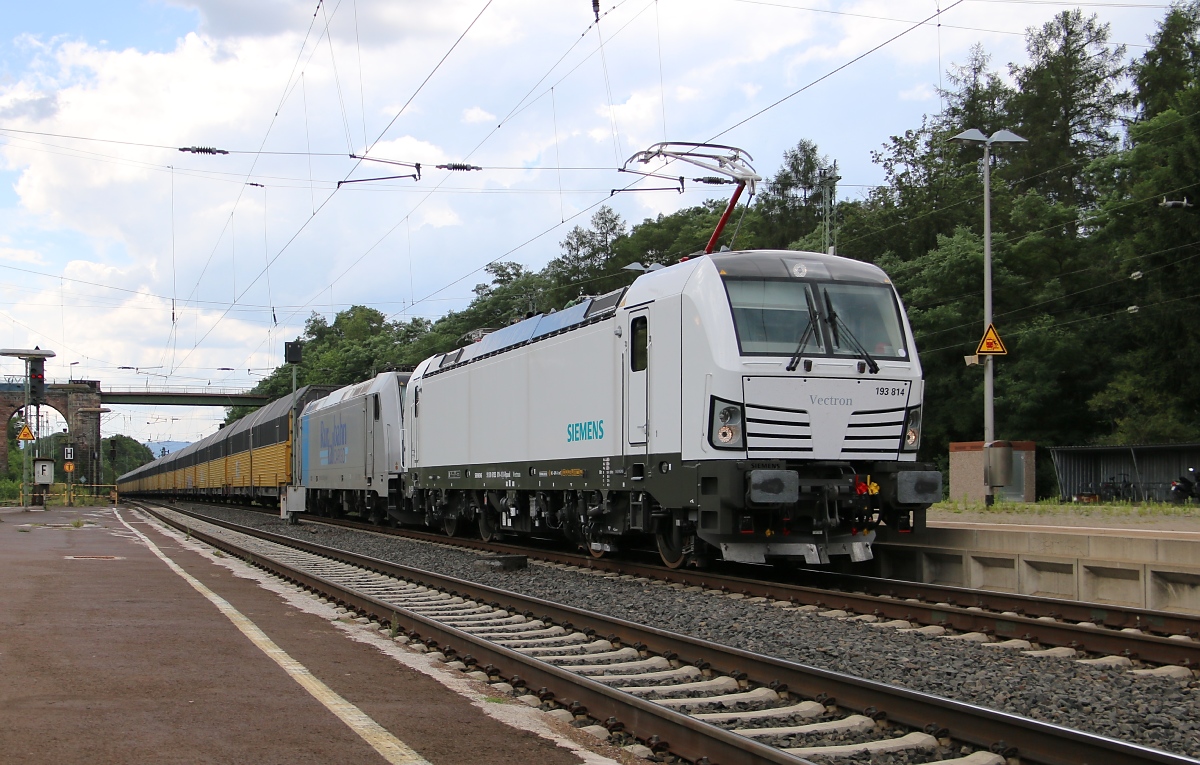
(319, 418), (349, 465)
(567, 420), (604, 443)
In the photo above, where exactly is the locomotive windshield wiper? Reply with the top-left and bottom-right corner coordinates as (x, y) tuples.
(785, 288), (824, 371)
(823, 289), (880, 374)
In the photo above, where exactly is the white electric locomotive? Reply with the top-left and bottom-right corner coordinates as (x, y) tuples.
(297, 371), (407, 523)
(401, 248), (941, 567)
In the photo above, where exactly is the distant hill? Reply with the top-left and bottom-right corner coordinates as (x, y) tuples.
(144, 440), (190, 457)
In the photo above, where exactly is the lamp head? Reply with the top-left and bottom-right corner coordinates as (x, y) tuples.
(950, 128), (988, 145)
(988, 129), (1027, 144)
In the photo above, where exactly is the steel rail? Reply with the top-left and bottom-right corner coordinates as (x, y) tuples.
(140, 502), (1198, 765)
(227, 507), (1200, 667)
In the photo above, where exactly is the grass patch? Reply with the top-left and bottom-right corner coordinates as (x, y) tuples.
(933, 497), (1200, 518)
(212, 550), (225, 558)
(483, 697), (508, 704)
(69, 518), (85, 528)
(17, 527), (30, 532)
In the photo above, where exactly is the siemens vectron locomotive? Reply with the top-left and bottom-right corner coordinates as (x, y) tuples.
(119, 248), (941, 567)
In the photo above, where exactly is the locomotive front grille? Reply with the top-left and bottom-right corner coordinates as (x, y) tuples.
(840, 407), (905, 459)
(745, 403), (812, 454)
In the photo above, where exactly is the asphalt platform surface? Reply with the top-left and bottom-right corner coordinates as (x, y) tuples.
(0, 504), (598, 765)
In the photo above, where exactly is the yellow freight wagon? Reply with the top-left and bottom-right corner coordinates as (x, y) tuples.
(116, 384), (326, 503)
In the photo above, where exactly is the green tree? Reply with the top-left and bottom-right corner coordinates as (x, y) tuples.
(1007, 10), (1128, 205)
(104, 435), (155, 484)
(755, 139), (834, 249)
(1132, 1), (1200, 119)
(940, 44), (1015, 140)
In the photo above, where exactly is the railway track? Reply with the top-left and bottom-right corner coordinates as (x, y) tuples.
(212, 503), (1200, 669)
(134, 500), (1196, 765)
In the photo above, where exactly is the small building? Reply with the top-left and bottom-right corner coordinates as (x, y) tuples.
(948, 441), (1036, 503)
(1048, 443), (1200, 502)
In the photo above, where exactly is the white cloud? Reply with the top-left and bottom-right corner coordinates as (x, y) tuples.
(740, 83), (762, 100)
(368, 135), (449, 165)
(461, 106), (495, 124)
(899, 83), (935, 102)
(0, 246), (43, 264)
(416, 204), (462, 229)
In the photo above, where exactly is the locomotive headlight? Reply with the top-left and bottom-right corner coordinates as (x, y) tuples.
(709, 397), (745, 450)
(902, 407), (923, 451)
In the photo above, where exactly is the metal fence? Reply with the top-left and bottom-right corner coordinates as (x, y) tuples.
(1048, 443), (1200, 502)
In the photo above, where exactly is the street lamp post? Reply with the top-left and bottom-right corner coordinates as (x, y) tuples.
(950, 129), (1027, 505)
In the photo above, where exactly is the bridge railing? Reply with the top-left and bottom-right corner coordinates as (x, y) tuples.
(101, 385), (261, 396)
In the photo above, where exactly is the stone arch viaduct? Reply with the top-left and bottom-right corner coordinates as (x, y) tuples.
(1, 380), (272, 485)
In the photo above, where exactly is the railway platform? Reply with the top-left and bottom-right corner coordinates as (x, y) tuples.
(872, 517), (1200, 613)
(0, 505), (618, 765)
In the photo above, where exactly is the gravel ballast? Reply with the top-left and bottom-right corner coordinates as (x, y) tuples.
(170, 505), (1200, 758)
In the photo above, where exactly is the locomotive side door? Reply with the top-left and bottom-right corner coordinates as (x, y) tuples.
(625, 310), (649, 454)
(409, 385), (419, 465)
(365, 396), (374, 483)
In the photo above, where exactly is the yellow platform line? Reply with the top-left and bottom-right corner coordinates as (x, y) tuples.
(115, 509), (431, 765)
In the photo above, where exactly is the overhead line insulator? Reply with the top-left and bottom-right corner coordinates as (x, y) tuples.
(179, 146), (229, 155)
(436, 163), (483, 172)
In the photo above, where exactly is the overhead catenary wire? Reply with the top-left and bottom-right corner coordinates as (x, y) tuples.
(910, 236), (1200, 342)
(277, 0), (1155, 361)
(725, 0), (1153, 47)
(320, 0), (358, 154)
(654, 0), (668, 141)
(919, 290), (1200, 355)
(552, 86), (565, 223)
(172, 0), (343, 350)
(353, 0), (369, 150)
(224, 0), (652, 376)
(177, 0), (496, 380)
(594, 10), (624, 163)
(710, 0), (968, 142)
(370, 0), (971, 329)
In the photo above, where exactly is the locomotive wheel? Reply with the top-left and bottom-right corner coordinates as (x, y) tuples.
(443, 514), (462, 537)
(587, 543), (606, 559)
(478, 508), (500, 542)
(656, 529), (689, 569)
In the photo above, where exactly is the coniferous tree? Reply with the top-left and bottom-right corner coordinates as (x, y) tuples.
(1007, 10), (1129, 205)
(1133, 1), (1200, 119)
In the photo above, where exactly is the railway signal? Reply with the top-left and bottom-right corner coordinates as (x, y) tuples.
(29, 357), (46, 404)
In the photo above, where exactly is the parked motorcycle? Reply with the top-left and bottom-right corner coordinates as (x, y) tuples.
(1169, 467), (1199, 504)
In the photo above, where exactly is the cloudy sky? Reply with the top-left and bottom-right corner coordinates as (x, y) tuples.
(0, 0), (1167, 447)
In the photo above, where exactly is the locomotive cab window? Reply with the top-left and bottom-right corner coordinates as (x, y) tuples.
(373, 393), (380, 420)
(723, 277), (908, 360)
(725, 280), (821, 355)
(631, 316), (648, 372)
(822, 283), (907, 359)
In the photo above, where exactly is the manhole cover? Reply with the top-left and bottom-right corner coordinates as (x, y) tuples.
(63, 556), (124, 560)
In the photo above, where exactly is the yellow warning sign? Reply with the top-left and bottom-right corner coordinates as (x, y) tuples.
(64, 461), (75, 473)
(976, 324), (1007, 355)
(16, 425), (34, 441)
